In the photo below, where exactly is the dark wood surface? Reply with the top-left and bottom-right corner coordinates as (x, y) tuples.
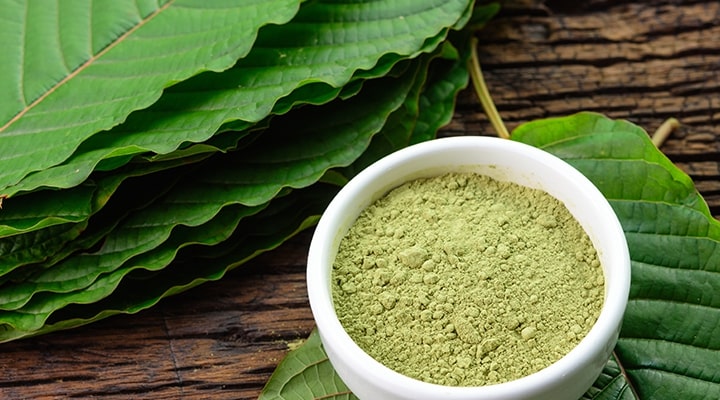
(1, 1), (718, 399)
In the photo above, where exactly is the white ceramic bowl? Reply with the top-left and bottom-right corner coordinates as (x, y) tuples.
(307, 136), (630, 400)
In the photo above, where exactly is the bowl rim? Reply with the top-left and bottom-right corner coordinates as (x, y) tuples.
(307, 136), (631, 397)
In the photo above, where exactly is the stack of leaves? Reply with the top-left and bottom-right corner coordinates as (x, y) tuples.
(0, 0), (499, 341)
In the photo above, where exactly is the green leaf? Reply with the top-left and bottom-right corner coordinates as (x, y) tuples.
(410, 40), (473, 144)
(170, 59), (423, 208)
(512, 113), (705, 214)
(339, 52), (435, 177)
(512, 112), (720, 399)
(260, 329), (357, 400)
(0, 184), (96, 238)
(0, 201), (265, 330)
(0, 223), (89, 278)
(581, 353), (637, 400)
(0, 0), (302, 193)
(4, 0), (476, 197)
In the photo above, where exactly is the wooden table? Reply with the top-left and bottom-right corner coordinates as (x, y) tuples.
(1, 1), (718, 398)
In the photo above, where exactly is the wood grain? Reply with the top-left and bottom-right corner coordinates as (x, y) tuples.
(0, 1), (718, 399)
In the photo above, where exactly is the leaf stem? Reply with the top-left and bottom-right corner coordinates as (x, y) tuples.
(651, 117), (680, 148)
(468, 36), (510, 139)
(613, 350), (641, 399)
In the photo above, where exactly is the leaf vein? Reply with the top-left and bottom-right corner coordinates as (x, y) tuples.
(627, 298), (720, 314)
(0, 0), (175, 133)
(18, 0), (28, 107)
(613, 350), (641, 400)
(625, 229), (720, 244)
(315, 391), (353, 400)
(609, 198), (708, 216)
(55, 0), (71, 75)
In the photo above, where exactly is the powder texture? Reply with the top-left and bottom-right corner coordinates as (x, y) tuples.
(332, 172), (604, 387)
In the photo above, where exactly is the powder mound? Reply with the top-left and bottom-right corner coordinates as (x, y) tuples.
(332, 172), (604, 387)
(398, 246), (428, 268)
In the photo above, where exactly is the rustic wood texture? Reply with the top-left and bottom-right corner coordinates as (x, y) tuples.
(1, 1), (718, 399)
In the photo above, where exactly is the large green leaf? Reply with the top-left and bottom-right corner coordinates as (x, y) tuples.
(0, 0), (302, 193)
(4, 0), (475, 197)
(260, 329), (357, 400)
(513, 112), (720, 399)
(261, 113), (720, 399)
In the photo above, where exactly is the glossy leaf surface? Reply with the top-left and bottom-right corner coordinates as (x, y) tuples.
(514, 112), (720, 399)
(4, 0), (475, 197)
(0, 0), (301, 192)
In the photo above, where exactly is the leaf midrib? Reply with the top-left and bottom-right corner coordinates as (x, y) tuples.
(0, 0), (175, 132)
(613, 351), (641, 400)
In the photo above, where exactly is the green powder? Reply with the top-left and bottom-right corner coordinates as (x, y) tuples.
(332, 172), (604, 387)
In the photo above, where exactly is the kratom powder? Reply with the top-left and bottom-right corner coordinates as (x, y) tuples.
(332, 172), (604, 387)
